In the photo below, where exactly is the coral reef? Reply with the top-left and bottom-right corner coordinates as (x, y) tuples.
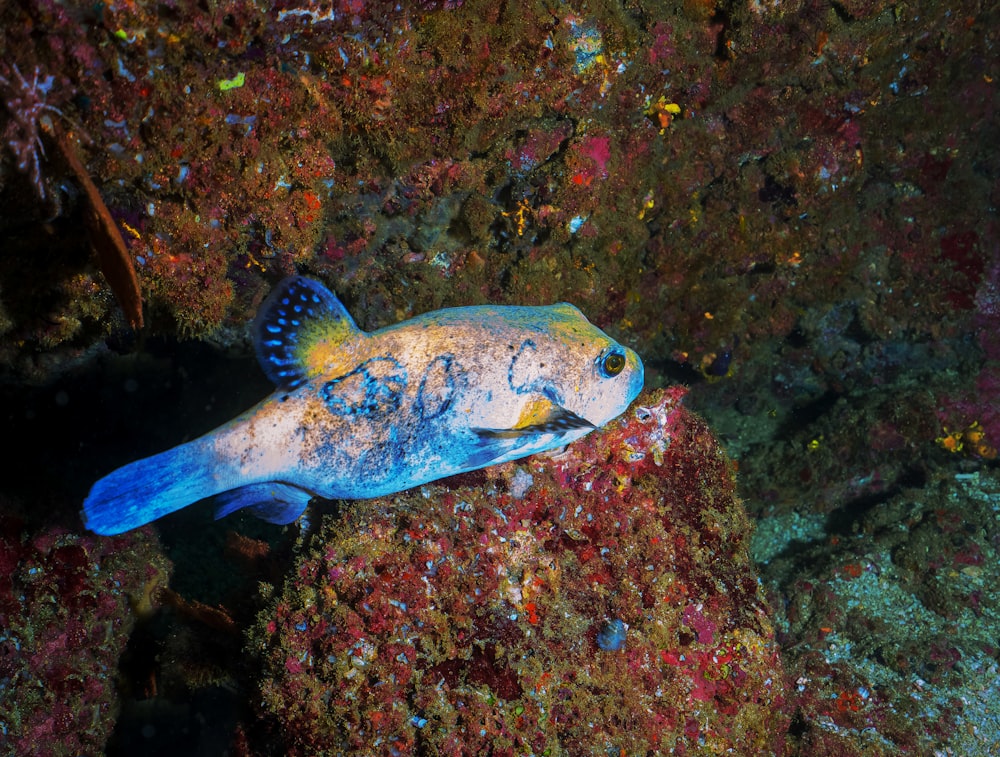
(0, 0), (989, 372)
(248, 387), (788, 754)
(0, 514), (170, 756)
(0, 0), (996, 752)
(755, 468), (1000, 755)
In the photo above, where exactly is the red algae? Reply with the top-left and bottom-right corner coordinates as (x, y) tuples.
(248, 388), (787, 754)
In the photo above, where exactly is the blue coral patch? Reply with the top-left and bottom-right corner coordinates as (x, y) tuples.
(596, 618), (627, 651)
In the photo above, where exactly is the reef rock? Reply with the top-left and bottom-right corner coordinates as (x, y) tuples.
(0, 515), (169, 755)
(248, 387), (787, 754)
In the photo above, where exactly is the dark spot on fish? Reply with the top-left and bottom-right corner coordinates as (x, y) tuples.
(321, 357), (407, 417)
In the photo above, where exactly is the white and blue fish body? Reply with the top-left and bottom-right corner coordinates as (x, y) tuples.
(82, 276), (644, 535)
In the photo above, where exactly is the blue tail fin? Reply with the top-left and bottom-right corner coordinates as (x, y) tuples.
(82, 440), (221, 535)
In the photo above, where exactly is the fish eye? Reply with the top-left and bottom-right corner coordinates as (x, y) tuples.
(598, 348), (626, 378)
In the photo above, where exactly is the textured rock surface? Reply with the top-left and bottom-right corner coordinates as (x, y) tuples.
(0, 515), (169, 756)
(248, 387), (788, 754)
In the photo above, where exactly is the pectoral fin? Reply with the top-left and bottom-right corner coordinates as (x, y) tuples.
(460, 402), (594, 471)
(473, 400), (595, 440)
(213, 482), (314, 525)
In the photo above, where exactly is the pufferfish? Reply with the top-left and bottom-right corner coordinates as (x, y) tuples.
(82, 276), (644, 535)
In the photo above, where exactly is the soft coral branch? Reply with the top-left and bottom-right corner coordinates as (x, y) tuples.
(0, 62), (64, 201)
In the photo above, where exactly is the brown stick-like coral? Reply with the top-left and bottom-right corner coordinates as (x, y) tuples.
(1, 62), (144, 330)
(47, 121), (144, 330)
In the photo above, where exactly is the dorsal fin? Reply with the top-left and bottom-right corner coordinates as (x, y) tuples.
(254, 276), (361, 389)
